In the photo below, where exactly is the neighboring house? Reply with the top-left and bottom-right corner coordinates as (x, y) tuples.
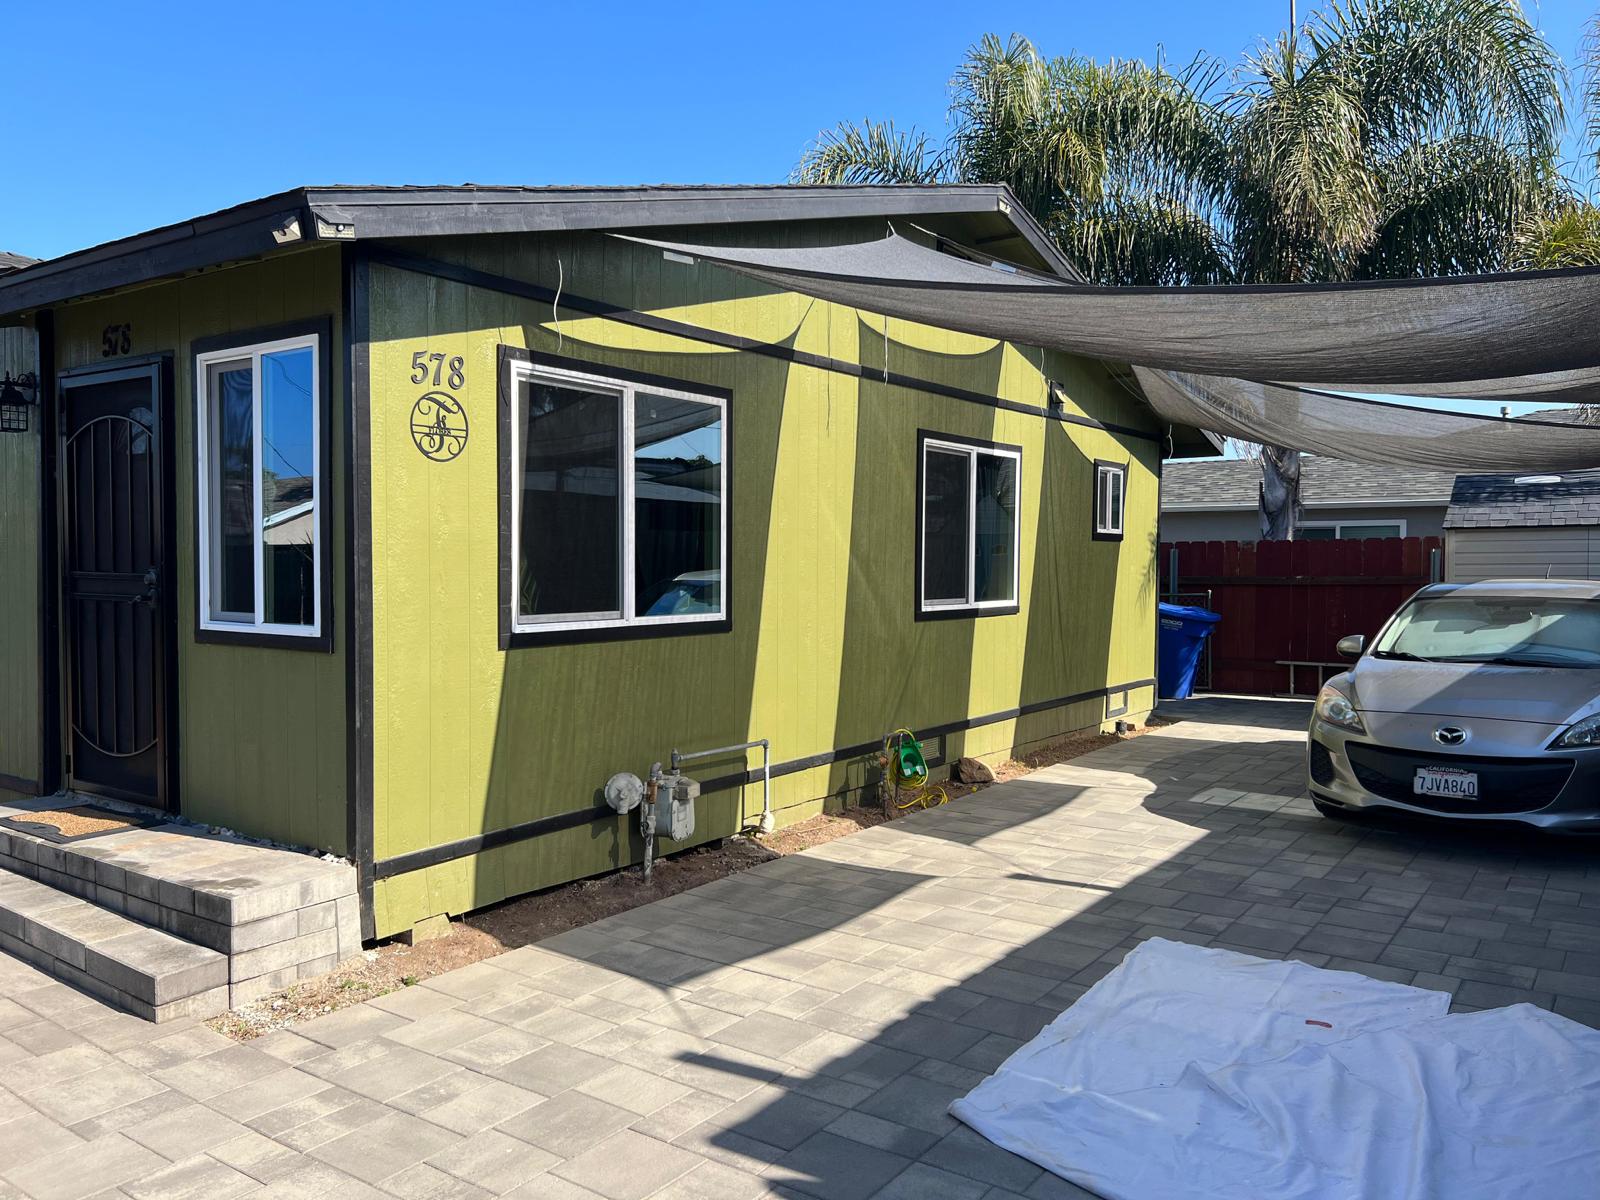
(0, 183), (1211, 941)
(1161, 456), (1456, 543)
(1446, 469), (1600, 581)
(0, 252), (37, 276)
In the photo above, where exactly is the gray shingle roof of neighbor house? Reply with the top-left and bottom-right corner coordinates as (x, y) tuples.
(0, 251), (37, 274)
(1162, 456), (1457, 510)
(0, 183), (1082, 317)
(1442, 406), (1600, 528)
(1445, 468), (1600, 528)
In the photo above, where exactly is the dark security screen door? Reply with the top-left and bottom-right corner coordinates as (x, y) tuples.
(61, 362), (172, 809)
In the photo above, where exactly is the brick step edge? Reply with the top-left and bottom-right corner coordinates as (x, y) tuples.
(0, 867), (228, 1023)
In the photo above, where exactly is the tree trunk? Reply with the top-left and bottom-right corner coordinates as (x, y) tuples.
(1258, 446), (1302, 540)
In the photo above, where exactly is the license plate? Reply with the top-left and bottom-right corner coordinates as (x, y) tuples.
(1414, 767), (1478, 798)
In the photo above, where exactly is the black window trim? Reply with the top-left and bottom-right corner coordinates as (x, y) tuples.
(1093, 458), (1127, 542)
(497, 346), (733, 649)
(914, 428), (1023, 622)
(190, 317), (335, 652)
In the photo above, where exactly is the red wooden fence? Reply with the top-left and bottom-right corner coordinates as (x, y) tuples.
(1160, 537), (1443, 697)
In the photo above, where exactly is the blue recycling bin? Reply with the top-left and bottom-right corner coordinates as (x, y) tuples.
(1158, 602), (1221, 700)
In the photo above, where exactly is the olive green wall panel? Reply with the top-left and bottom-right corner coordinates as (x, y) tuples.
(50, 250), (348, 851)
(0, 323), (41, 797)
(366, 228), (1159, 938)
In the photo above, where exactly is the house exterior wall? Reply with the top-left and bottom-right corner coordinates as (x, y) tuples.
(364, 228), (1161, 938)
(0, 323), (41, 797)
(1161, 502), (1447, 545)
(47, 250), (349, 852)
(1447, 526), (1600, 582)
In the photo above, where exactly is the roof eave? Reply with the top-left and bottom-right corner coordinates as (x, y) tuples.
(0, 183), (1076, 316)
(0, 190), (311, 316)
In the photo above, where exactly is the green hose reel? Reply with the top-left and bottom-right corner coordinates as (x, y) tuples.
(890, 728), (929, 785)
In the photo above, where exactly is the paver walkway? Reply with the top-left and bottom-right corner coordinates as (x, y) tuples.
(3, 697), (1599, 1199)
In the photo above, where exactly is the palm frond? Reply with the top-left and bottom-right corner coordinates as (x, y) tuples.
(1311, 0), (1562, 165)
(792, 120), (945, 185)
(1057, 191), (1232, 285)
(1581, 15), (1600, 178)
(1229, 33), (1379, 280)
(790, 4), (1569, 291)
(1511, 199), (1600, 269)
(1362, 135), (1559, 275)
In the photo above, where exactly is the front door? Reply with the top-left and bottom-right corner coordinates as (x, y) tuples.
(59, 358), (174, 809)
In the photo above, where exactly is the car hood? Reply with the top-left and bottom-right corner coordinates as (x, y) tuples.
(1346, 658), (1600, 727)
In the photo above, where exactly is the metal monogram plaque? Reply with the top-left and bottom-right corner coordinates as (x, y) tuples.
(411, 391), (468, 462)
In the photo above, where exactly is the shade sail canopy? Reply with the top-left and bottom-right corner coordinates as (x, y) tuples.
(1135, 370), (1596, 472)
(624, 232), (1600, 471)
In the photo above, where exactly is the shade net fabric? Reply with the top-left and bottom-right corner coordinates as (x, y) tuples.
(948, 937), (1600, 1200)
(623, 232), (1600, 470)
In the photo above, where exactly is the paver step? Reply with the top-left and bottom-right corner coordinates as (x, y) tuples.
(0, 796), (362, 1011)
(0, 865), (228, 1022)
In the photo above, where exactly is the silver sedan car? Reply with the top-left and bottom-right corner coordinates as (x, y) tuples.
(1308, 579), (1600, 831)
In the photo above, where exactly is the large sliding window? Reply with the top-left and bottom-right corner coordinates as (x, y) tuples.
(917, 432), (1021, 619)
(504, 352), (729, 643)
(195, 326), (327, 646)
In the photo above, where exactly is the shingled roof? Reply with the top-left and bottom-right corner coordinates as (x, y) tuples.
(1445, 469), (1600, 529)
(0, 251), (36, 275)
(1162, 456), (1456, 510)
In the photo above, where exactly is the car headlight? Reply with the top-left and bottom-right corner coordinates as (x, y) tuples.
(1315, 684), (1365, 733)
(1554, 713), (1600, 748)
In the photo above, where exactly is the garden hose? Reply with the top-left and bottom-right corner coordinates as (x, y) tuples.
(883, 728), (948, 811)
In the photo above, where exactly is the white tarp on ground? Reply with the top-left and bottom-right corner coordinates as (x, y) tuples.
(949, 937), (1600, 1199)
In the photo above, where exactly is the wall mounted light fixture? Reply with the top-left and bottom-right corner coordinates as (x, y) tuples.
(0, 371), (39, 433)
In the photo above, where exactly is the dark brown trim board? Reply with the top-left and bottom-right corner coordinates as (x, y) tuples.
(343, 247), (376, 941)
(371, 676), (1156, 880)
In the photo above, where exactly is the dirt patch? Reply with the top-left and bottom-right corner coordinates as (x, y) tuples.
(209, 716), (1171, 1040)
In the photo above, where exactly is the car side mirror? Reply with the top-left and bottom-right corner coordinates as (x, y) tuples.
(1336, 634), (1366, 659)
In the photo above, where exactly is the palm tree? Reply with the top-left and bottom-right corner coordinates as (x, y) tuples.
(794, 1), (1567, 535)
(1515, 13), (1600, 270)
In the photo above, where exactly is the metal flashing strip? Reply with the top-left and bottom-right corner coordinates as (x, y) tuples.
(361, 247), (1162, 444)
(370, 677), (1156, 881)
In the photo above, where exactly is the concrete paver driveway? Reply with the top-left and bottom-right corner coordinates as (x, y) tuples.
(3, 696), (1599, 1199)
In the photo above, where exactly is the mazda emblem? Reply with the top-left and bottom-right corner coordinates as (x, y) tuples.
(1433, 726), (1468, 746)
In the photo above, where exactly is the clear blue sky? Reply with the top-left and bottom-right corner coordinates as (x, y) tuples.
(6, 0), (1595, 261)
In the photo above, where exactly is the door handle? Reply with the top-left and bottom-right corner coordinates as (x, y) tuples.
(135, 567), (159, 606)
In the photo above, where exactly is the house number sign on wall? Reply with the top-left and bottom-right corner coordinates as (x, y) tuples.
(101, 323), (132, 357)
(408, 351), (468, 462)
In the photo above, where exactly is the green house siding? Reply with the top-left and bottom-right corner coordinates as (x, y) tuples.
(365, 230), (1159, 938)
(0, 323), (41, 797)
(50, 250), (348, 852)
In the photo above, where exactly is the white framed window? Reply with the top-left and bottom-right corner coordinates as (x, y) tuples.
(917, 432), (1021, 618)
(1094, 460), (1126, 540)
(1299, 520), (1407, 540)
(195, 330), (324, 643)
(506, 355), (728, 639)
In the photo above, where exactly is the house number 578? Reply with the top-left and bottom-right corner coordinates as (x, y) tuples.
(411, 351), (465, 389)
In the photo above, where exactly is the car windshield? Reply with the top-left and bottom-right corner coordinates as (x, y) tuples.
(1372, 595), (1600, 668)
